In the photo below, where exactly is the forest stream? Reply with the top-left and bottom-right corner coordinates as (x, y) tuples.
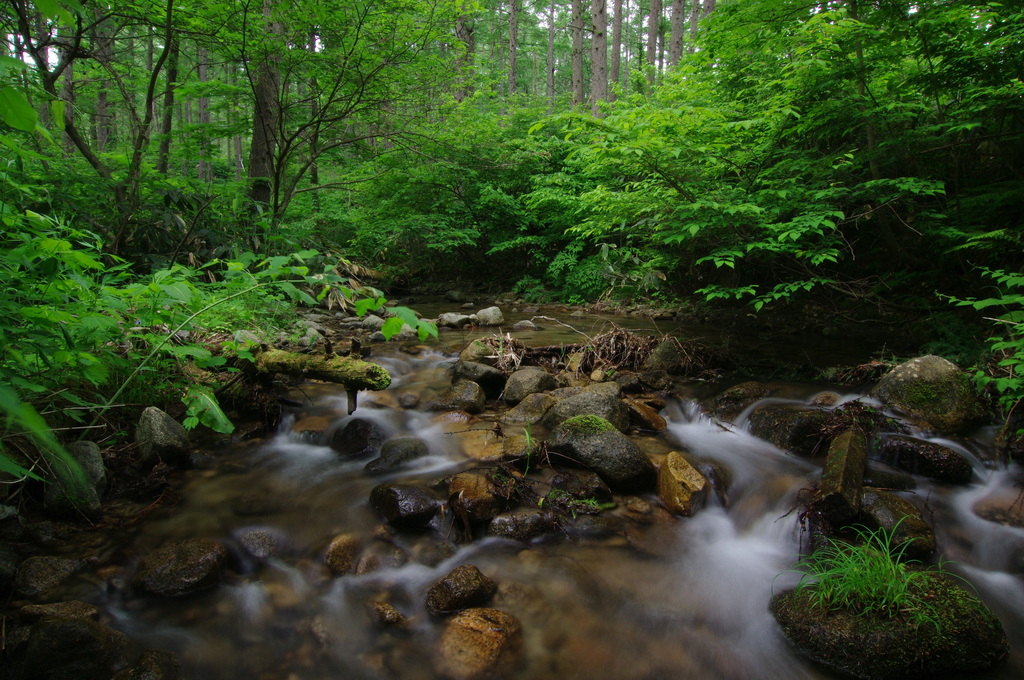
(15, 309), (1024, 680)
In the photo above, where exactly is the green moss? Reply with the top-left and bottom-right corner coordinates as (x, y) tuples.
(560, 415), (617, 435)
(772, 574), (1008, 679)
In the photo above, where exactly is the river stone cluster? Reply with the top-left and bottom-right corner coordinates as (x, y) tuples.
(1, 322), (1012, 680)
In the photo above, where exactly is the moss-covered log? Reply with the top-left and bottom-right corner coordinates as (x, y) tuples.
(253, 350), (392, 392)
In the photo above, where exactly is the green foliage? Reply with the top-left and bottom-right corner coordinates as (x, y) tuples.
(789, 523), (955, 629)
(949, 268), (1024, 416)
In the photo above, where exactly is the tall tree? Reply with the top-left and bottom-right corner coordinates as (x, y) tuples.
(610, 0), (623, 93)
(668, 0), (684, 66)
(547, 0), (556, 105)
(454, 2), (475, 102)
(646, 0), (661, 88)
(591, 0), (607, 115)
(508, 0), (519, 95)
(571, 0), (585, 106)
(156, 36), (179, 175)
(247, 0), (282, 210)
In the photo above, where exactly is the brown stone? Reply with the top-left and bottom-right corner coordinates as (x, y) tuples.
(657, 451), (709, 516)
(324, 533), (361, 576)
(437, 608), (524, 680)
(627, 399), (667, 431)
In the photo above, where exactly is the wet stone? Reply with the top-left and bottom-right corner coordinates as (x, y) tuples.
(330, 417), (386, 459)
(235, 527), (285, 561)
(429, 380), (486, 414)
(365, 436), (430, 475)
(503, 367), (557, 405)
(12, 617), (130, 680)
(878, 434), (973, 484)
(132, 538), (228, 597)
(324, 533), (361, 576)
(426, 564), (498, 615)
(369, 484), (440, 532)
(19, 600), (99, 621)
(858, 488), (936, 560)
(436, 608), (524, 680)
(111, 649), (182, 680)
(366, 600), (409, 627)
(15, 555), (84, 600)
(657, 451), (710, 517)
(488, 509), (555, 542)
(501, 392), (556, 425)
(452, 361), (506, 398)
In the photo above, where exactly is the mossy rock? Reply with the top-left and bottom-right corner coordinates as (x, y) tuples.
(771, 574), (1008, 679)
(870, 355), (987, 434)
(558, 415), (618, 435)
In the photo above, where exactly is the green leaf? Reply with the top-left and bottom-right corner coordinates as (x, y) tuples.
(381, 316), (406, 340)
(182, 386), (235, 434)
(0, 86), (38, 132)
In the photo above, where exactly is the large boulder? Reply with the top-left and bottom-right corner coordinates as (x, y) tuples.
(771, 575), (1007, 679)
(452, 361), (506, 398)
(11, 617), (130, 680)
(542, 386), (629, 432)
(436, 608), (524, 680)
(475, 306), (505, 326)
(643, 339), (686, 374)
(503, 367), (557, 405)
(132, 538), (228, 597)
(426, 565), (497, 615)
(439, 312), (472, 328)
(870, 355), (987, 433)
(546, 416), (656, 492)
(747, 405), (829, 457)
(877, 435), (973, 484)
(135, 407), (190, 468)
(429, 380), (486, 414)
(368, 484), (439, 531)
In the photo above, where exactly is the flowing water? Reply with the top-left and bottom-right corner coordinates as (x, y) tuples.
(61, 314), (1024, 678)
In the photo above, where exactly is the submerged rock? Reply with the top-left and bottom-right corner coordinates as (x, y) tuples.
(330, 418), (386, 459)
(324, 533), (361, 576)
(771, 574), (1007, 679)
(368, 484), (439, 531)
(877, 435), (973, 484)
(132, 538), (228, 597)
(870, 355), (987, 434)
(426, 565), (498, 615)
(448, 472), (506, 524)
(436, 608), (524, 680)
(364, 435), (430, 474)
(710, 381), (783, 422)
(546, 415), (657, 492)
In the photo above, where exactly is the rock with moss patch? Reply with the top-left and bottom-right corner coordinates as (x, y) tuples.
(771, 574), (1007, 679)
(870, 355), (987, 434)
(547, 416), (656, 492)
(877, 435), (973, 484)
(542, 388), (629, 432)
(429, 380), (486, 414)
(502, 393), (557, 425)
(453, 361), (506, 398)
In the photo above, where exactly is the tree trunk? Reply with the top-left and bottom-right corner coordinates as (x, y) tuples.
(248, 0), (282, 210)
(454, 2), (475, 102)
(610, 0), (623, 95)
(94, 17), (113, 152)
(197, 47), (212, 182)
(546, 0), (556, 106)
(307, 31), (320, 211)
(669, 0), (684, 66)
(688, 0), (700, 42)
(591, 0), (608, 116)
(571, 0), (585, 106)
(647, 0), (661, 88)
(508, 0), (518, 96)
(156, 37), (179, 175)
